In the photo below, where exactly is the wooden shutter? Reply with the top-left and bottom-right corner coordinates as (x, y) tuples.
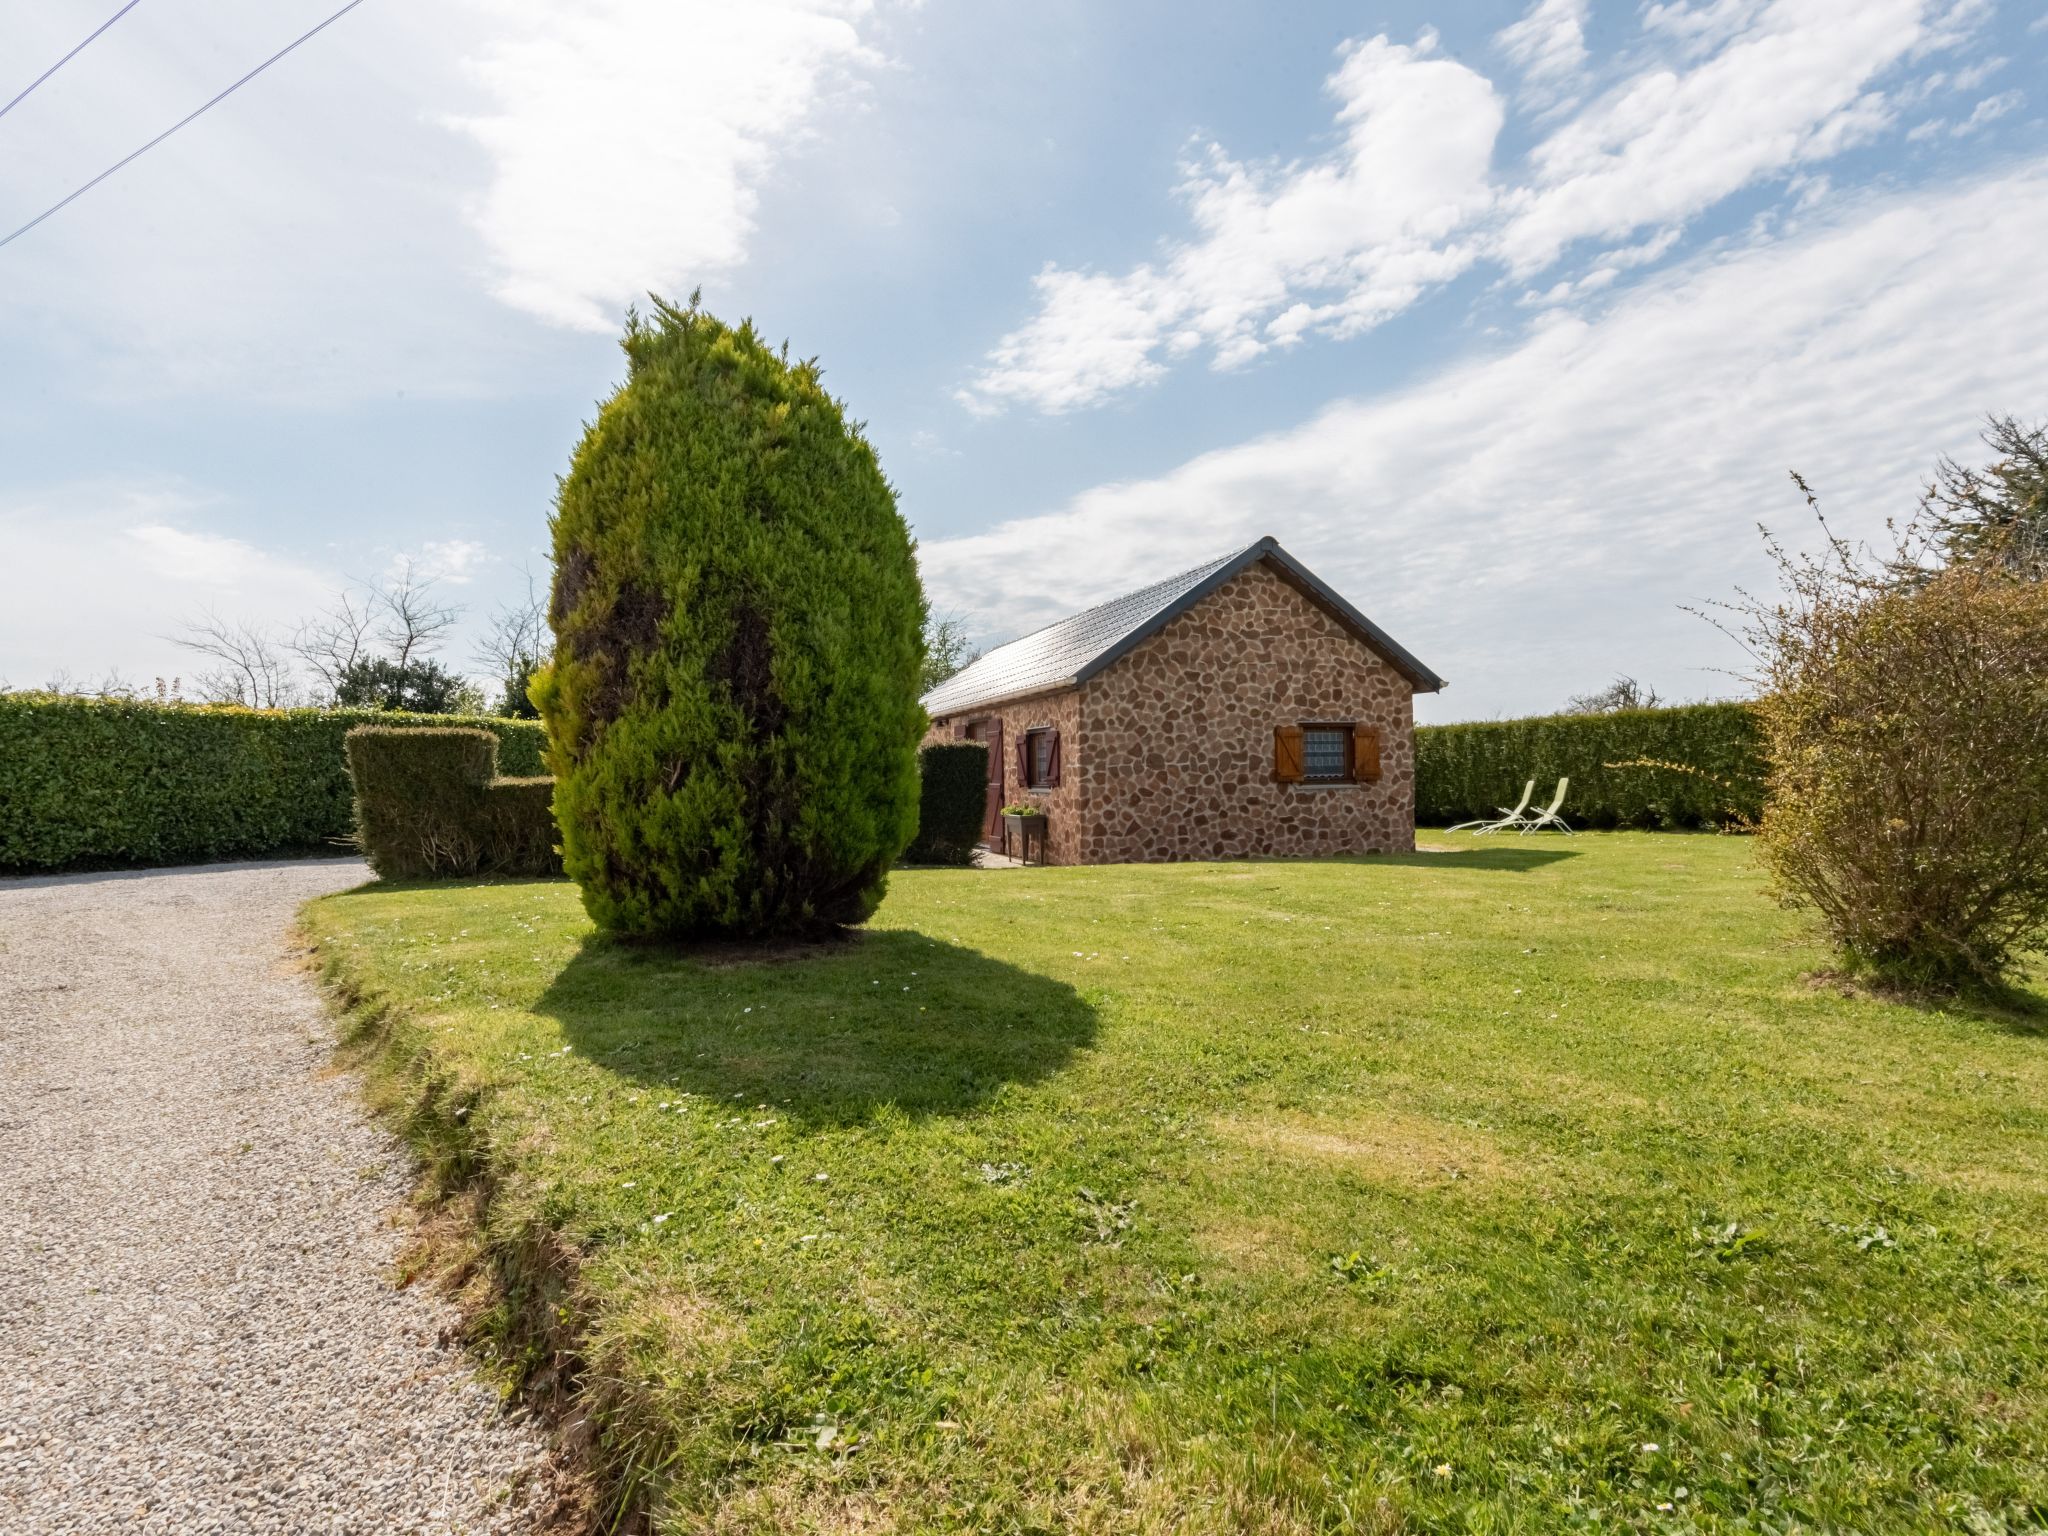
(1017, 735), (1032, 789)
(1045, 728), (1062, 787)
(1352, 724), (1382, 784)
(1273, 725), (1305, 783)
(984, 719), (1004, 841)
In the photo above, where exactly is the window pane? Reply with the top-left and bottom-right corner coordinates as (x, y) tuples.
(1030, 731), (1051, 786)
(1302, 728), (1346, 779)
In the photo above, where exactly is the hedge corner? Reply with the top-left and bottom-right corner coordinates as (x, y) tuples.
(345, 725), (561, 880)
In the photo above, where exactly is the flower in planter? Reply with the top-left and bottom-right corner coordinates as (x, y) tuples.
(1001, 803), (1045, 818)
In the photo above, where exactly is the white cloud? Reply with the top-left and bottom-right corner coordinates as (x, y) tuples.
(923, 160), (2048, 721)
(125, 525), (302, 589)
(960, 32), (1502, 414)
(1498, 0), (1591, 99)
(0, 488), (537, 690)
(0, 487), (337, 689)
(1497, 0), (1948, 274)
(409, 539), (491, 585)
(450, 0), (884, 331)
(971, 0), (1996, 414)
(0, 0), (896, 398)
(1907, 85), (2023, 140)
(0, 1), (556, 403)
(1639, 0), (1775, 56)
(1952, 88), (2023, 133)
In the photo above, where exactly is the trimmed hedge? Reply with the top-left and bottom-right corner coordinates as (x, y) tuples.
(1416, 702), (1763, 830)
(0, 695), (547, 873)
(345, 727), (560, 879)
(904, 742), (988, 865)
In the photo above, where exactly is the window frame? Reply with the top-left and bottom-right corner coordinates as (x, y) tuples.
(1298, 721), (1353, 785)
(1024, 727), (1055, 790)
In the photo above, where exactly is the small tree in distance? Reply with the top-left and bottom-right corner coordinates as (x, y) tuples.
(1564, 675), (1661, 715)
(334, 656), (472, 714)
(1897, 414), (2048, 582)
(921, 613), (979, 696)
(473, 567), (551, 717)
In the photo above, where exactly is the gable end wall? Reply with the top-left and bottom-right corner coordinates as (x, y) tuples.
(1075, 561), (1416, 863)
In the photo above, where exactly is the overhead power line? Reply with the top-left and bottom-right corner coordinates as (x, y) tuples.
(0, 0), (371, 254)
(0, 0), (146, 122)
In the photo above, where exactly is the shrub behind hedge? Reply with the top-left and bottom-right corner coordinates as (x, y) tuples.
(903, 742), (988, 865)
(1416, 702), (1763, 829)
(0, 695), (547, 873)
(346, 727), (559, 879)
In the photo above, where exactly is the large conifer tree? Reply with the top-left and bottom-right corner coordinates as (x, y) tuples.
(533, 298), (925, 938)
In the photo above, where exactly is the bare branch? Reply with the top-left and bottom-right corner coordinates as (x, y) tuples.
(471, 565), (551, 679)
(376, 559), (465, 667)
(289, 585), (378, 701)
(168, 609), (300, 708)
(1564, 675), (1661, 715)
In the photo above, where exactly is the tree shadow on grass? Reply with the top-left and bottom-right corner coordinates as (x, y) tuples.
(536, 929), (1097, 1127)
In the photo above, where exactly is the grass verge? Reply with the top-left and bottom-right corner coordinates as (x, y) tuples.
(304, 832), (2048, 1533)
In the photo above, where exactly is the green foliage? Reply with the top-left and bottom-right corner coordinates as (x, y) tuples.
(1751, 561), (2048, 991)
(497, 654), (543, 719)
(334, 656), (470, 714)
(902, 742), (987, 865)
(1416, 702), (1762, 829)
(0, 694), (545, 873)
(344, 726), (560, 879)
(920, 614), (979, 696)
(307, 837), (2048, 1533)
(534, 297), (925, 938)
(1903, 413), (2048, 581)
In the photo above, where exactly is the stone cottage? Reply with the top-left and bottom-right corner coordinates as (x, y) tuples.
(920, 536), (1445, 865)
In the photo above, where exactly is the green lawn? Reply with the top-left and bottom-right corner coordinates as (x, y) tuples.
(302, 833), (2048, 1534)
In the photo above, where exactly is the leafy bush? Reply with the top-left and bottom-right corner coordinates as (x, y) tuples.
(345, 727), (559, 879)
(1747, 550), (2048, 992)
(0, 694), (545, 873)
(334, 656), (470, 713)
(904, 742), (987, 866)
(532, 298), (925, 938)
(1416, 703), (1763, 830)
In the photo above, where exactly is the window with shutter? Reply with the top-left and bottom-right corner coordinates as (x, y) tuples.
(1281, 721), (1382, 784)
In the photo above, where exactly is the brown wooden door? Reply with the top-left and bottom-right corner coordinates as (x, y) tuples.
(966, 718), (1004, 843)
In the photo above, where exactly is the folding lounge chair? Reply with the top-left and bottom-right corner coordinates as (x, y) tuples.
(1448, 779), (1535, 835)
(1519, 777), (1573, 835)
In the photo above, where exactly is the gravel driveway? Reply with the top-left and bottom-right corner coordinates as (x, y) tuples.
(0, 858), (549, 1535)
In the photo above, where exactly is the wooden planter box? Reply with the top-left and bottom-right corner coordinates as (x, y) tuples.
(1001, 812), (1048, 865)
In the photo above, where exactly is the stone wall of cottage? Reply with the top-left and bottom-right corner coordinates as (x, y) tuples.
(1075, 560), (1416, 863)
(921, 686), (1085, 865)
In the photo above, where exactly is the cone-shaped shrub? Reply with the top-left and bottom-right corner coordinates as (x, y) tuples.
(532, 298), (926, 938)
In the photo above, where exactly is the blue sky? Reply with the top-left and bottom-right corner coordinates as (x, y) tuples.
(2, 0), (2044, 719)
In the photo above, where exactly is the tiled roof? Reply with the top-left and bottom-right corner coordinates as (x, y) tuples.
(920, 536), (1443, 716)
